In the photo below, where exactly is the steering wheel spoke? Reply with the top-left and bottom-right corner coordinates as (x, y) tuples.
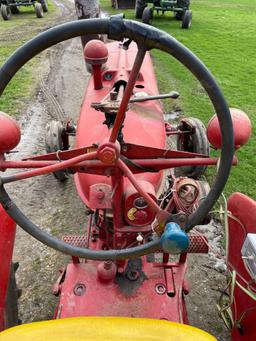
(109, 45), (147, 143)
(1, 151), (97, 184)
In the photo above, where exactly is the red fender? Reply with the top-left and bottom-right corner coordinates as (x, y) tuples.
(227, 193), (256, 340)
(0, 205), (16, 331)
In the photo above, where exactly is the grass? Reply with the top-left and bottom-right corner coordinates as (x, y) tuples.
(0, 2), (58, 116)
(101, 0), (256, 199)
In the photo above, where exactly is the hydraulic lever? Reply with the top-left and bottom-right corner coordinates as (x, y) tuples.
(130, 91), (179, 103)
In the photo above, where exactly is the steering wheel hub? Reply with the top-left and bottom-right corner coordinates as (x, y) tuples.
(97, 140), (120, 165)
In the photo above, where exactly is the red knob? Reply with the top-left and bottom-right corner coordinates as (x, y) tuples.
(0, 111), (21, 153)
(84, 40), (108, 66)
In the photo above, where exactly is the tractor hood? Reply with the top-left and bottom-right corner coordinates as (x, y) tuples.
(75, 41), (166, 206)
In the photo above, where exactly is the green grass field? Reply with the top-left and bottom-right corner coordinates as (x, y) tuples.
(102, 0), (256, 199)
(0, 2), (57, 115)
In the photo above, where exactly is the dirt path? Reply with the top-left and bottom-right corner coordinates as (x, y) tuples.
(4, 1), (229, 339)
(7, 0), (89, 322)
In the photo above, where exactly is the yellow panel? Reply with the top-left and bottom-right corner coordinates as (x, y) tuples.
(0, 317), (217, 341)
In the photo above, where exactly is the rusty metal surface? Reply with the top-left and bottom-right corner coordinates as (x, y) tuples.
(56, 257), (188, 323)
(89, 184), (112, 209)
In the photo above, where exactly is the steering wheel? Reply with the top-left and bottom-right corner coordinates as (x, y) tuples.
(0, 18), (234, 260)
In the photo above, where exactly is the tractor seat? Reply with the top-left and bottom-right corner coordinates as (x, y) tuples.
(0, 316), (217, 340)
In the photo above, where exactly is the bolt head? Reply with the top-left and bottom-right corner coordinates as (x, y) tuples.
(155, 283), (166, 295)
(101, 147), (116, 164)
(96, 190), (105, 200)
(73, 283), (86, 296)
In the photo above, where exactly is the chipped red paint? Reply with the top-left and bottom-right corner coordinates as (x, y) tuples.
(56, 256), (189, 323)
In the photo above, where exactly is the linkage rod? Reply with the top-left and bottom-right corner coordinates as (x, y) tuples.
(1, 152), (97, 184)
(130, 91), (179, 103)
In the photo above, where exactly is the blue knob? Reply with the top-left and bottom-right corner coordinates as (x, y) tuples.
(160, 222), (189, 254)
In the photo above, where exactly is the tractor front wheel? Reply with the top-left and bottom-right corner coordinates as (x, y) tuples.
(39, 0), (48, 12)
(175, 118), (209, 179)
(179, 0), (190, 7)
(135, 0), (145, 19)
(10, 4), (20, 14)
(142, 7), (153, 25)
(175, 11), (184, 21)
(45, 121), (69, 182)
(181, 10), (192, 29)
(1, 4), (11, 20)
(4, 263), (19, 328)
(35, 2), (44, 18)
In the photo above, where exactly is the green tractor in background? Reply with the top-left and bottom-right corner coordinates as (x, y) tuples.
(135, 0), (192, 28)
(0, 0), (48, 20)
(111, 0), (136, 9)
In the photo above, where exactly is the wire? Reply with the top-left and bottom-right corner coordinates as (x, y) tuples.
(215, 193), (256, 331)
(172, 178), (200, 215)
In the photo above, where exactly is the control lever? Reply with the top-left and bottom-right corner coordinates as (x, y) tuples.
(130, 91), (179, 103)
(91, 91), (179, 113)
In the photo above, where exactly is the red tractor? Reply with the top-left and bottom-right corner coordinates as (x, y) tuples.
(0, 17), (254, 340)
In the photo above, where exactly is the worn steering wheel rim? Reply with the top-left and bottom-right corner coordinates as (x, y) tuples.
(0, 18), (234, 260)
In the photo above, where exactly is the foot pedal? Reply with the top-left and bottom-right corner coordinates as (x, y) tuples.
(188, 235), (208, 253)
(62, 235), (87, 248)
(62, 235), (208, 252)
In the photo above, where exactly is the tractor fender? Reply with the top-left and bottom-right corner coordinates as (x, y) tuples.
(0, 205), (16, 331)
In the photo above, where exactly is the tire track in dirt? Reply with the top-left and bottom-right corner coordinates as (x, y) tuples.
(5, 0), (90, 323)
(0, 0), (74, 42)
